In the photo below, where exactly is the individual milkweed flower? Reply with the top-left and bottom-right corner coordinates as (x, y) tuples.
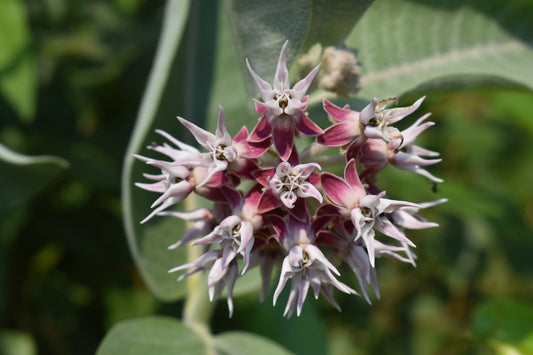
(269, 215), (356, 317)
(247, 41), (323, 161)
(316, 99), (362, 157)
(320, 159), (420, 266)
(317, 96), (426, 160)
(316, 218), (379, 304)
(359, 96), (425, 142)
(255, 161), (322, 209)
(134, 130), (229, 223)
(359, 113), (443, 182)
(177, 106), (270, 187)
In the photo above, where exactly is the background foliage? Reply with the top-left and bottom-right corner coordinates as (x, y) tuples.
(1, 0), (532, 354)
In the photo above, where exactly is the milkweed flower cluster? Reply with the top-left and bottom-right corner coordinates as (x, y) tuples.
(136, 41), (445, 317)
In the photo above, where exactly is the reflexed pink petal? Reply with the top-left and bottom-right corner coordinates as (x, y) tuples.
(249, 115), (271, 142)
(287, 198), (308, 222)
(242, 183), (263, 212)
(272, 120), (294, 161)
(320, 172), (353, 206)
(345, 138), (367, 161)
(254, 101), (267, 114)
(295, 111), (323, 136)
(315, 230), (344, 249)
(252, 167), (275, 186)
(239, 138), (271, 158)
(267, 214), (287, 240)
(228, 157), (259, 181)
(344, 159), (364, 190)
(316, 203), (341, 217)
(317, 121), (359, 146)
(307, 171), (320, 187)
(233, 126), (248, 142)
(323, 99), (359, 123)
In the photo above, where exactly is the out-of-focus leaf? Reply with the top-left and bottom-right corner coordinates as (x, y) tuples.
(301, 0), (374, 51)
(215, 331), (294, 355)
(219, 0), (374, 126)
(0, 0), (36, 122)
(246, 287), (328, 354)
(0, 143), (68, 316)
(0, 143), (68, 208)
(472, 299), (533, 344)
(347, 0), (533, 100)
(96, 317), (207, 355)
(222, 0), (312, 97)
(0, 330), (36, 355)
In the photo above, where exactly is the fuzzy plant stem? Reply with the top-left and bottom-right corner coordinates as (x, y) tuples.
(182, 195), (216, 354)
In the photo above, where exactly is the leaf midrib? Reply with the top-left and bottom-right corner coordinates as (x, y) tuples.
(361, 40), (526, 86)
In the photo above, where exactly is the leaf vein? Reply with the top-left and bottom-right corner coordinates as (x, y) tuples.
(361, 41), (525, 86)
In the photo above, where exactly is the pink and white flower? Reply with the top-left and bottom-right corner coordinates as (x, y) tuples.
(247, 41), (323, 161)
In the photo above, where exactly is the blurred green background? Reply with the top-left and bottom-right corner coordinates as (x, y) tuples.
(1, 1), (532, 354)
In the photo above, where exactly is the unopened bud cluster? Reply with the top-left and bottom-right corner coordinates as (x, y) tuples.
(136, 41), (445, 317)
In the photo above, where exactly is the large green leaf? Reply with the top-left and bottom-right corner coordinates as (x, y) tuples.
(0, 143), (68, 208)
(0, 0), (36, 122)
(122, 0), (192, 301)
(301, 0), (374, 51)
(472, 299), (533, 344)
(0, 143), (68, 318)
(222, 0), (311, 97)
(347, 0), (533, 100)
(223, 0), (374, 99)
(215, 331), (294, 355)
(96, 317), (207, 355)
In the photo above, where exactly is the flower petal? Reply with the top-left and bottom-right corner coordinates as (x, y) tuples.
(317, 121), (359, 146)
(272, 119), (294, 161)
(273, 41), (290, 91)
(295, 111), (324, 136)
(323, 99), (359, 123)
(320, 172), (353, 207)
(249, 115), (272, 142)
(246, 59), (272, 99)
